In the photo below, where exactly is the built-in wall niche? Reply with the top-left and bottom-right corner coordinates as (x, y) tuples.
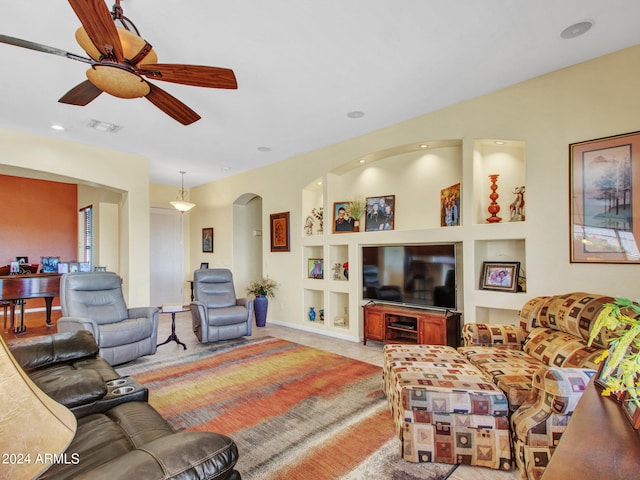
(473, 139), (526, 225)
(302, 177), (324, 236)
(329, 244), (348, 281)
(475, 306), (520, 325)
(329, 140), (463, 231)
(304, 245), (324, 279)
(330, 291), (349, 328)
(304, 288), (324, 323)
(474, 238), (526, 292)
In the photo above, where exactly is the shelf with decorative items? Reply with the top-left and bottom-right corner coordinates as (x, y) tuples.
(302, 176), (324, 236)
(304, 288), (324, 324)
(473, 139), (526, 225)
(329, 291), (350, 329)
(329, 244), (349, 281)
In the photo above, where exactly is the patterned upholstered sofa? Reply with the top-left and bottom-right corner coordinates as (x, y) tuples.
(383, 293), (615, 480)
(459, 292), (615, 480)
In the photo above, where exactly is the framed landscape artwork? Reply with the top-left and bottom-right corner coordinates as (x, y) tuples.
(270, 212), (290, 252)
(570, 131), (640, 263)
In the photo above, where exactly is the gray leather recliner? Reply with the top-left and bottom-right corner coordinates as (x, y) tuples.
(58, 272), (159, 365)
(190, 269), (253, 343)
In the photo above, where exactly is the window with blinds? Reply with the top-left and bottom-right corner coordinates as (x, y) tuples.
(79, 205), (93, 268)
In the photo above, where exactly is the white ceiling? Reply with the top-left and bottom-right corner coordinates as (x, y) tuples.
(1, 1), (640, 188)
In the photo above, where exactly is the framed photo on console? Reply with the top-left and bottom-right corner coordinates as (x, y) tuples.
(479, 261), (520, 292)
(623, 395), (640, 429)
(570, 130), (640, 263)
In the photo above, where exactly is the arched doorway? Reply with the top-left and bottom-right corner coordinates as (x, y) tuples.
(232, 194), (262, 292)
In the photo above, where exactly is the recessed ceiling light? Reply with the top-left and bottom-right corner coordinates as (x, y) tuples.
(419, 144), (429, 149)
(359, 159), (366, 164)
(50, 124), (65, 131)
(560, 21), (593, 39)
(317, 181), (322, 185)
(494, 141), (506, 145)
(347, 111), (365, 119)
(257, 146), (271, 152)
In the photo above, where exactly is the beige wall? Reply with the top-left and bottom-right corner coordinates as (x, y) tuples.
(183, 44), (640, 337)
(0, 131), (151, 306)
(3, 45), (640, 335)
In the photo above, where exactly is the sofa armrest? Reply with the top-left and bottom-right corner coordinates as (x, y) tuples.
(57, 316), (100, 342)
(76, 431), (239, 480)
(462, 323), (527, 349)
(9, 330), (99, 372)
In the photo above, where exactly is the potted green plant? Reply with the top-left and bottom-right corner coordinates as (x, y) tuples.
(247, 277), (278, 327)
(588, 297), (640, 404)
(346, 199), (365, 232)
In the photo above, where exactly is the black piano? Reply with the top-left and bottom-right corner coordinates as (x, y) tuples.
(0, 273), (61, 333)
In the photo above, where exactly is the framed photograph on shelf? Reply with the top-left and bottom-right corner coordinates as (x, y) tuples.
(308, 258), (324, 279)
(333, 201), (354, 233)
(622, 395), (640, 429)
(200, 262), (209, 269)
(365, 195), (395, 231)
(440, 183), (460, 227)
(41, 256), (59, 273)
(479, 261), (520, 292)
(570, 130), (640, 263)
(202, 228), (214, 253)
(593, 352), (627, 402)
(270, 212), (290, 252)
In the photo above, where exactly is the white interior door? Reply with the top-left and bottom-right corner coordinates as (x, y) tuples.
(150, 207), (184, 307)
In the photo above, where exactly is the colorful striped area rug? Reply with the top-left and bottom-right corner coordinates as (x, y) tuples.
(117, 337), (456, 480)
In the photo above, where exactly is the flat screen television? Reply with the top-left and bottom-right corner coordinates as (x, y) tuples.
(362, 243), (458, 310)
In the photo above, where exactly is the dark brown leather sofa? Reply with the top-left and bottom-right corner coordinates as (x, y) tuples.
(9, 331), (240, 480)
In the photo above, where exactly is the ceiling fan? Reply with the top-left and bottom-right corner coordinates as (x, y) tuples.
(0, 0), (237, 125)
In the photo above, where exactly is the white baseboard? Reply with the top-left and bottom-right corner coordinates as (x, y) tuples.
(267, 318), (363, 343)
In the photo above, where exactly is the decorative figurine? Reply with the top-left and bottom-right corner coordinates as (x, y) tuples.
(509, 186), (525, 222)
(304, 216), (314, 235)
(332, 263), (342, 280)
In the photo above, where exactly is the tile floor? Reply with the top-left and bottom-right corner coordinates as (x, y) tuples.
(148, 312), (521, 480)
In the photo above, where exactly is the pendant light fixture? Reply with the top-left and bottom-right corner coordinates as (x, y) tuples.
(170, 171), (196, 213)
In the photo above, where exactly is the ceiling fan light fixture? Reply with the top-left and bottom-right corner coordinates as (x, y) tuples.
(86, 65), (150, 98)
(170, 171), (195, 213)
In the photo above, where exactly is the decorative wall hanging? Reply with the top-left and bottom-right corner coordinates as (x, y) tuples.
(570, 131), (640, 263)
(270, 212), (290, 252)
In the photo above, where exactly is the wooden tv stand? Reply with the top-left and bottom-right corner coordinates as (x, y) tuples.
(362, 303), (460, 347)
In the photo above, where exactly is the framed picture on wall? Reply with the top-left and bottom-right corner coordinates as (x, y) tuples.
(365, 195), (395, 231)
(270, 212), (290, 252)
(479, 261), (520, 292)
(570, 130), (640, 263)
(202, 228), (214, 253)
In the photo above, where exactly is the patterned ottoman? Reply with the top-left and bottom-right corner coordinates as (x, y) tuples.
(383, 344), (512, 471)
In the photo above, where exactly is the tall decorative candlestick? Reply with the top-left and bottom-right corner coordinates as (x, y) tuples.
(486, 174), (502, 223)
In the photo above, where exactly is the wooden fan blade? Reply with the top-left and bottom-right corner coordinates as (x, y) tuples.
(68, 0), (123, 62)
(140, 64), (238, 89)
(59, 80), (103, 106)
(146, 83), (201, 125)
(0, 34), (93, 64)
